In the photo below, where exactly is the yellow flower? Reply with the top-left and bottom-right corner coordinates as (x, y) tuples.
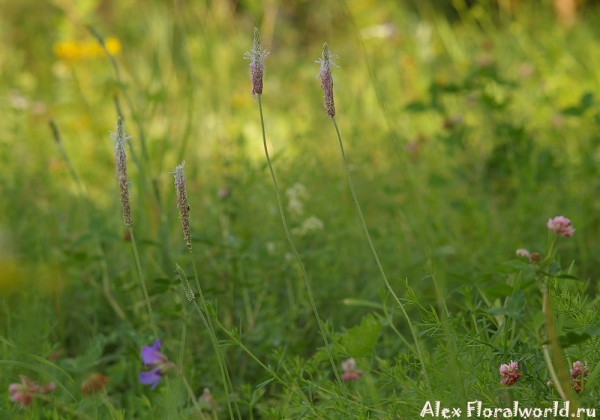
(53, 37), (121, 62)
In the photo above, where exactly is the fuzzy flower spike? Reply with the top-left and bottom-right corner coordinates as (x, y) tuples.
(111, 117), (133, 228)
(316, 43), (339, 119)
(244, 28), (269, 97)
(173, 162), (192, 251)
(139, 339), (174, 390)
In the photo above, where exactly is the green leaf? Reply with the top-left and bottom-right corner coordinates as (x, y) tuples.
(486, 307), (507, 316)
(256, 377), (275, 390)
(505, 290), (526, 318)
(558, 326), (600, 348)
(503, 260), (531, 270)
(342, 314), (382, 357)
(548, 262), (561, 276)
(506, 290), (525, 313)
(580, 92), (594, 109)
(405, 102), (428, 112)
(486, 284), (514, 299)
(556, 274), (582, 281)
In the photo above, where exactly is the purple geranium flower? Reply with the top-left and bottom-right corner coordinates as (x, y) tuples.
(139, 339), (174, 390)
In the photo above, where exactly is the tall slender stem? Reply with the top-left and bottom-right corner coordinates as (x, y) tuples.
(129, 228), (158, 339)
(542, 284), (577, 408)
(188, 256), (241, 420)
(331, 117), (432, 395)
(257, 96), (352, 412)
(211, 316), (336, 420)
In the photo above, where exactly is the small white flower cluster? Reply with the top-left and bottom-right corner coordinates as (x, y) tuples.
(286, 183), (308, 216)
(291, 216), (324, 236)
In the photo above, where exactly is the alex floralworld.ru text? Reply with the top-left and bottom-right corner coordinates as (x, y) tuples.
(420, 401), (596, 418)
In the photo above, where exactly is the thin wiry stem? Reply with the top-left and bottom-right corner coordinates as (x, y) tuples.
(49, 121), (127, 323)
(542, 285), (578, 407)
(175, 260), (241, 420)
(211, 316), (336, 420)
(257, 96), (353, 414)
(331, 117), (432, 395)
(129, 228), (158, 340)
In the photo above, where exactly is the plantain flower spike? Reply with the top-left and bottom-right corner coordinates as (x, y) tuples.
(244, 28), (270, 97)
(316, 43), (339, 119)
(111, 117), (133, 228)
(173, 162), (192, 251)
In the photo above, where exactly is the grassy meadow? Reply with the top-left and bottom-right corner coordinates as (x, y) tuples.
(2, 0), (600, 418)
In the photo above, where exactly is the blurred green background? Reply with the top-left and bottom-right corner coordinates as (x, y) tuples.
(2, 0), (600, 415)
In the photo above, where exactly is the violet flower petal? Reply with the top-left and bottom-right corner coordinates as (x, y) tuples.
(141, 340), (163, 365)
(139, 369), (162, 390)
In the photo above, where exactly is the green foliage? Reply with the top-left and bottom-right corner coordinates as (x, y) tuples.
(2, 0), (600, 418)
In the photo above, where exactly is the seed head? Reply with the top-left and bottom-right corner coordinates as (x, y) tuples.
(244, 28), (269, 97)
(110, 117), (133, 228)
(175, 264), (195, 302)
(316, 43), (339, 119)
(80, 373), (109, 397)
(173, 162), (192, 250)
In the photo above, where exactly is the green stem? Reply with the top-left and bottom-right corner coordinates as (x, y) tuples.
(188, 255), (241, 420)
(212, 317), (335, 420)
(129, 228), (158, 339)
(542, 283), (578, 409)
(331, 117), (432, 395)
(257, 96), (351, 411)
(36, 394), (94, 420)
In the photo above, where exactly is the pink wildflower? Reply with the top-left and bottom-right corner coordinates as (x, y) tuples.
(568, 361), (588, 393)
(8, 375), (55, 409)
(570, 360), (588, 379)
(499, 360), (522, 387)
(341, 358), (362, 381)
(547, 216), (575, 237)
(516, 249), (530, 258)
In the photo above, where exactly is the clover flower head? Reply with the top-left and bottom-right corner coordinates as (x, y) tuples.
(547, 216), (575, 237)
(8, 376), (37, 409)
(316, 43), (339, 118)
(244, 28), (269, 97)
(499, 360), (522, 387)
(341, 358), (363, 381)
(570, 360), (588, 379)
(8, 375), (55, 409)
(516, 249), (530, 258)
(139, 339), (174, 390)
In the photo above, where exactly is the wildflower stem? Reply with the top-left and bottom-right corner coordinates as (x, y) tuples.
(49, 121), (127, 323)
(542, 284), (578, 408)
(35, 394), (94, 420)
(187, 256), (241, 420)
(330, 117), (432, 395)
(542, 344), (567, 401)
(257, 95), (351, 409)
(129, 228), (158, 340)
(212, 317), (337, 420)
